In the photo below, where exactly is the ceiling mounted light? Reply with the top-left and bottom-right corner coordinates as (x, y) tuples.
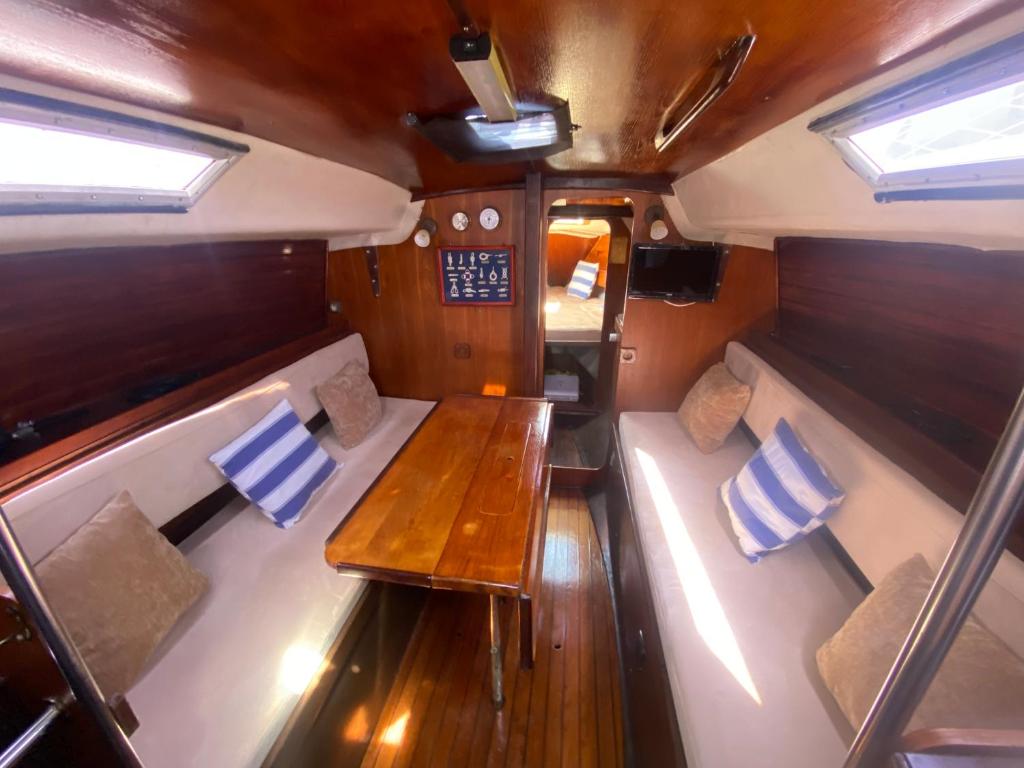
(450, 32), (517, 123)
(407, 100), (574, 164)
(407, 28), (574, 163)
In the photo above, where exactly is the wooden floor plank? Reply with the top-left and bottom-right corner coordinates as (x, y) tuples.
(542, 492), (568, 768)
(560, 493), (583, 768)
(361, 489), (621, 768)
(591, 509), (619, 768)
(408, 601), (477, 768)
(368, 599), (450, 768)
(425, 605), (488, 768)
(578, 493), (598, 768)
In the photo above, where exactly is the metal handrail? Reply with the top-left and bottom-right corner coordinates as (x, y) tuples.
(0, 694), (71, 768)
(843, 385), (1024, 767)
(654, 34), (756, 153)
(0, 505), (144, 767)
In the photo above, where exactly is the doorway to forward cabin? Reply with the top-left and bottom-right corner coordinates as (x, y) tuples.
(543, 199), (633, 469)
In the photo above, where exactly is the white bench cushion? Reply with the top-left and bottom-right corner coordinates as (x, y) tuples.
(724, 341), (1024, 657)
(128, 396), (433, 768)
(5, 334), (376, 563)
(619, 411), (863, 768)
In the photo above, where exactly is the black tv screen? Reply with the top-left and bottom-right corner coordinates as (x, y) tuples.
(628, 243), (724, 301)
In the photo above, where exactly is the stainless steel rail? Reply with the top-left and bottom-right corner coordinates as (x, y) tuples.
(0, 504), (144, 767)
(0, 694), (71, 768)
(843, 386), (1024, 768)
(654, 34), (756, 153)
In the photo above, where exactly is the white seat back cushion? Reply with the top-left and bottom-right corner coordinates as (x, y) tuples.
(725, 341), (1024, 656)
(619, 413), (862, 768)
(127, 400), (433, 768)
(4, 334), (371, 564)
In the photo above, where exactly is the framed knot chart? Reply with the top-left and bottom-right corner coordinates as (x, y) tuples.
(437, 246), (515, 306)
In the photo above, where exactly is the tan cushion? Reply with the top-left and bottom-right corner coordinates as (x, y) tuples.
(36, 491), (208, 698)
(316, 360), (383, 449)
(817, 554), (1024, 733)
(676, 362), (752, 454)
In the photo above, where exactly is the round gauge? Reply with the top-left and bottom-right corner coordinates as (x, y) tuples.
(479, 206), (501, 231)
(451, 211), (470, 231)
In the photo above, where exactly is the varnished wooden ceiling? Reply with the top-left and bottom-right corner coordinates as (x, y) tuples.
(0, 0), (1017, 193)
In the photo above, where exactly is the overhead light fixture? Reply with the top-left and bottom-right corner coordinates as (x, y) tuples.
(450, 32), (517, 123)
(408, 30), (574, 163)
(407, 99), (574, 164)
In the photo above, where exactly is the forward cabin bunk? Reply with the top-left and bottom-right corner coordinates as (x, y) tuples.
(2, 3), (1024, 768)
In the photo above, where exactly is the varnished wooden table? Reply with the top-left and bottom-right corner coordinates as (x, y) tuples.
(325, 395), (553, 708)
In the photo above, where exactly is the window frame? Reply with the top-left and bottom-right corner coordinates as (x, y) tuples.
(809, 32), (1024, 202)
(0, 88), (249, 215)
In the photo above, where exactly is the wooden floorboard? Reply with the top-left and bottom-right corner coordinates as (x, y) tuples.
(361, 489), (623, 768)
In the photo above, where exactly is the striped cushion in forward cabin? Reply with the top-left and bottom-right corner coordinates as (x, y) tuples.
(566, 260), (600, 299)
(720, 417), (845, 562)
(210, 399), (339, 529)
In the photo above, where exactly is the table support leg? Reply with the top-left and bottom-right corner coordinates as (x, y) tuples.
(489, 594), (505, 709)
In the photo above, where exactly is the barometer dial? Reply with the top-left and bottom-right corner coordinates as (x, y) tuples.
(451, 211), (470, 231)
(479, 206), (501, 231)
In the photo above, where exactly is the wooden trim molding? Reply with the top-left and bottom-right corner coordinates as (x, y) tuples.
(523, 172), (544, 396)
(742, 331), (1024, 560)
(158, 409), (331, 546)
(0, 329), (352, 504)
(542, 175), (675, 195)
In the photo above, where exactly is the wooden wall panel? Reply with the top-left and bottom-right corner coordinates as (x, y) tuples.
(7, 0), (1016, 193)
(546, 233), (599, 287)
(328, 190), (526, 400)
(614, 245), (778, 413)
(0, 240), (328, 464)
(776, 237), (1024, 475)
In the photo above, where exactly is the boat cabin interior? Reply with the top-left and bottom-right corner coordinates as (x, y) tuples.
(3, 2), (1024, 767)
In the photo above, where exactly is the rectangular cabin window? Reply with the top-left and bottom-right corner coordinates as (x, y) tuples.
(0, 89), (248, 214)
(810, 32), (1024, 202)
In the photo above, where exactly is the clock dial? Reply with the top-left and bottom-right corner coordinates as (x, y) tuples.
(451, 211), (470, 231)
(479, 206), (501, 231)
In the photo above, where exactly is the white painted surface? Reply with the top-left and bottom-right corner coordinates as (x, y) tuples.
(725, 341), (1024, 657)
(0, 74), (419, 254)
(668, 8), (1024, 251)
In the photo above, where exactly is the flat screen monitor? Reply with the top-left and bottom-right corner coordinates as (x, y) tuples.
(627, 243), (724, 302)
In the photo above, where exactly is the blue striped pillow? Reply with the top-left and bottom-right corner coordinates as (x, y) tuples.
(566, 260), (600, 299)
(720, 418), (844, 562)
(210, 400), (339, 529)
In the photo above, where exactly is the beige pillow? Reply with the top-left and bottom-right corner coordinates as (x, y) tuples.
(317, 360), (383, 449)
(817, 554), (1024, 733)
(676, 362), (751, 453)
(36, 491), (208, 698)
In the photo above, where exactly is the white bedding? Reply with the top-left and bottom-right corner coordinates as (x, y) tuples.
(544, 284), (605, 343)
